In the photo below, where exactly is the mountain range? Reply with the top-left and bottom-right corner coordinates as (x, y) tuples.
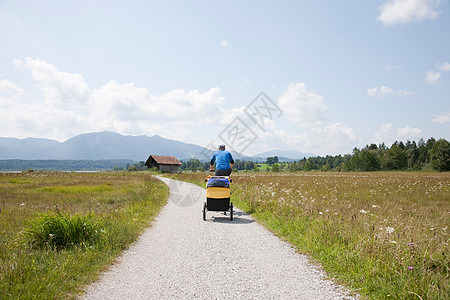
(0, 131), (315, 162)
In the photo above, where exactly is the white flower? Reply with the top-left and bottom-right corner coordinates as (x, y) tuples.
(386, 227), (395, 234)
(372, 205), (380, 208)
(360, 209), (368, 214)
(319, 212), (323, 215)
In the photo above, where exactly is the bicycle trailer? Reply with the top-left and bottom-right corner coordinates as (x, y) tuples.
(203, 176), (233, 221)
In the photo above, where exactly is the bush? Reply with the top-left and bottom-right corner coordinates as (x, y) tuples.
(430, 139), (450, 172)
(23, 211), (103, 250)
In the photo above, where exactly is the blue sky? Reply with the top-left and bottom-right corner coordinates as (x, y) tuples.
(0, 0), (449, 156)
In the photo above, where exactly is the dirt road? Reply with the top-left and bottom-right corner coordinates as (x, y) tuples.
(81, 176), (356, 299)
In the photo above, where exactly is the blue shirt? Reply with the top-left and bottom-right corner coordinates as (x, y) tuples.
(211, 150), (234, 170)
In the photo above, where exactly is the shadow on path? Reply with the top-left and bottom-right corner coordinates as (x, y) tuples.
(207, 211), (255, 224)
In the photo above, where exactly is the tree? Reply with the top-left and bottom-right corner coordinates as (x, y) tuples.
(304, 157), (317, 171)
(127, 161), (146, 171)
(244, 161), (255, 170)
(382, 143), (406, 170)
(271, 164), (281, 172)
(188, 158), (201, 172)
(288, 161), (299, 172)
(266, 156), (279, 165)
(430, 139), (450, 172)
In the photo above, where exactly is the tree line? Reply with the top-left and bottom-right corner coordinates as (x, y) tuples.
(181, 138), (449, 172)
(342, 138), (449, 172)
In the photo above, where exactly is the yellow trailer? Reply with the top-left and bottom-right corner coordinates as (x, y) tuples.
(203, 176), (233, 221)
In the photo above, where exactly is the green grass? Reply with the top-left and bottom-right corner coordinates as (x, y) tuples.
(0, 171), (168, 299)
(22, 211), (103, 250)
(38, 185), (115, 194)
(172, 171), (449, 299)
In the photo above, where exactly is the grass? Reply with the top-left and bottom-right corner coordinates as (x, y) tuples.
(22, 211), (103, 250)
(172, 171), (449, 299)
(0, 171), (168, 299)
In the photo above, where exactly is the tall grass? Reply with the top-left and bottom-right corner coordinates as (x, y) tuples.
(22, 211), (102, 250)
(173, 172), (449, 299)
(0, 172), (168, 299)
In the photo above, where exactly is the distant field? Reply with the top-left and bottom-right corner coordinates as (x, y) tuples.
(173, 171), (450, 299)
(0, 171), (168, 299)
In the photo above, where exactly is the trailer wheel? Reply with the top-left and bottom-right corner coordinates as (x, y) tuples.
(230, 202), (233, 221)
(203, 202), (207, 221)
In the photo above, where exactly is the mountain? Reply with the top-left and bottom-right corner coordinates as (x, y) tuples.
(0, 131), (211, 161)
(252, 149), (316, 162)
(61, 131), (209, 161)
(0, 137), (62, 159)
(0, 132), (316, 162)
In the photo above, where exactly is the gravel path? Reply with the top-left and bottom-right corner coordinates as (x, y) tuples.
(81, 176), (357, 299)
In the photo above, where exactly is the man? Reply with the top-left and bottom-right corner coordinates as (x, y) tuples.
(210, 145), (234, 176)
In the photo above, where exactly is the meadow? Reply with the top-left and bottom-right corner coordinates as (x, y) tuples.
(173, 172), (449, 299)
(0, 171), (168, 299)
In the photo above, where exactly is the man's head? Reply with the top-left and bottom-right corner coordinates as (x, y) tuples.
(218, 144), (226, 150)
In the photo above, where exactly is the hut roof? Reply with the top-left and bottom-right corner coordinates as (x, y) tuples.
(150, 155), (182, 165)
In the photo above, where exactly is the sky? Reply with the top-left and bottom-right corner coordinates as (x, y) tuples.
(0, 0), (449, 157)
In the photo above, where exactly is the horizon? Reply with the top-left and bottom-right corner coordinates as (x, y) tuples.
(1, 1), (449, 157)
(0, 130), (445, 158)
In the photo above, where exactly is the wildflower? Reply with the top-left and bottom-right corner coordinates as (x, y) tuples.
(359, 209), (368, 214)
(408, 243), (414, 247)
(319, 212), (323, 215)
(372, 205), (380, 208)
(408, 266), (413, 270)
(390, 240), (397, 244)
(386, 227), (395, 234)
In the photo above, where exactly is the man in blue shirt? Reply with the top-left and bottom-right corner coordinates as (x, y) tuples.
(210, 144), (234, 176)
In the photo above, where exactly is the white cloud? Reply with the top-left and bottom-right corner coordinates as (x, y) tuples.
(397, 126), (422, 140)
(367, 85), (414, 97)
(372, 123), (396, 145)
(277, 82), (328, 127)
(0, 79), (26, 98)
(1, 58), (227, 141)
(372, 123), (422, 145)
(432, 112), (450, 123)
(87, 82), (226, 134)
(378, 0), (444, 26)
(310, 123), (357, 153)
(425, 71), (441, 84)
(20, 57), (90, 107)
(220, 40), (229, 47)
(271, 123), (357, 156)
(437, 62), (450, 71)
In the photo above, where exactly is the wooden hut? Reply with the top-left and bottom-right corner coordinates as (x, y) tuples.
(145, 155), (182, 173)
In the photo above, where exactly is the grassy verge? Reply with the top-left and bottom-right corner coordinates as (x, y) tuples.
(172, 171), (449, 299)
(0, 171), (168, 299)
